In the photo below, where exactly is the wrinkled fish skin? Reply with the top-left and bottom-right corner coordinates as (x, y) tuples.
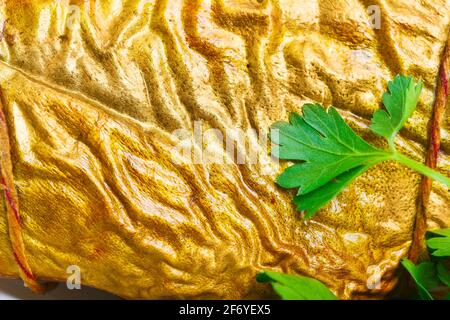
(0, 0), (449, 299)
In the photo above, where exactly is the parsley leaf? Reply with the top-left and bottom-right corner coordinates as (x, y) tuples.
(257, 271), (337, 300)
(402, 229), (450, 300)
(426, 228), (450, 257)
(270, 104), (389, 217)
(271, 105), (386, 193)
(293, 165), (371, 219)
(270, 75), (450, 218)
(428, 228), (450, 238)
(401, 259), (440, 300)
(370, 75), (423, 148)
(437, 262), (450, 287)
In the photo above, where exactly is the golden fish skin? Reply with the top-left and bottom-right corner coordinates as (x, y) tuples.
(0, 0), (449, 299)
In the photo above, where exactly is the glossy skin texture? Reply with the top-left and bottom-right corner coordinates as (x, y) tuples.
(0, 0), (449, 299)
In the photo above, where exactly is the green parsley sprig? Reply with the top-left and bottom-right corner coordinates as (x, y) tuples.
(270, 75), (450, 218)
(257, 271), (337, 300)
(402, 228), (450, 300)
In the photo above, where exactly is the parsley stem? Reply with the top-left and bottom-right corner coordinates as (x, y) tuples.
(393, 153), (450, 187)
(388, 139), (397, 153)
